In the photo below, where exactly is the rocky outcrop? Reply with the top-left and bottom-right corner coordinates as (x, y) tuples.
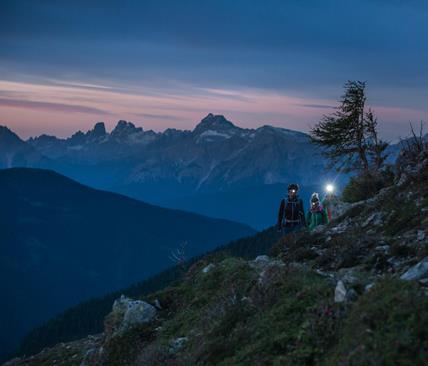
(401, 258), (428, 281)
(104, 295), (157, 338)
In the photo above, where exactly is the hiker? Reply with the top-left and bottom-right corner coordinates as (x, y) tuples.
(322, 185), (339, 221)
(307, 193), (329, 231)
(276, 183), (306, 235)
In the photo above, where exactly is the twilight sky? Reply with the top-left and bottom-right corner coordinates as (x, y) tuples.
(1, 0), (427, 141)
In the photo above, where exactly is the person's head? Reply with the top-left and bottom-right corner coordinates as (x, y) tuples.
(325, 184), (336, 199)
(288, 183), (299, 198)
(310, 192), (320, 209)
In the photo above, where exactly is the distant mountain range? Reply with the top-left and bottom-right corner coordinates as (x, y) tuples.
(0, 114), (346, 228)
(0, 126), (48, 168)
(0, 168), (254, 362)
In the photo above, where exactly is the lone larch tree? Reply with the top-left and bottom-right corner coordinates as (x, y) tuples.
(310, 80), (388, 174)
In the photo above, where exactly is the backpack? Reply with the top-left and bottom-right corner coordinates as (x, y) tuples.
(284, 196), (303, 224)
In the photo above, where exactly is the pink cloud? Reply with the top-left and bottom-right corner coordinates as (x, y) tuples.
(0, 79), (426, 141)
(0, 98), (111, 115)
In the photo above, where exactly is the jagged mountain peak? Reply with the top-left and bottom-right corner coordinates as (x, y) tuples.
(193, 113), (237, 134)
(87, 122), (107, 138)
(0, 125), (23, 144)
(67, 123), (107, 144)
(111, 120), (143, 137)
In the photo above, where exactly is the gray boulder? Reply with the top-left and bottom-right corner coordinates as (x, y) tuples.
(417, 230), (426, 242)
(400, 258), (428, 281)
(169, 337), (188, 354)
(365, 283), (374, 292)
(249, 255), (284, 271)
(252, 255), (270, 264)
(334, 280), (347, 303)
(312, 225), (326, 234)
(107, 295), (157, 336)
(202, 263), (215, 273)
(362, 212), (384, 228)
(345, 288), (359, 302)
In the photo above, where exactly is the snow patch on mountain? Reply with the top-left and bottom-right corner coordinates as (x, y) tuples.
(197, 129), (233, 143)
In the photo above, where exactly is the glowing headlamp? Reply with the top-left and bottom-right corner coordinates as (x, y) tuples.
(325, 184), (334, 193)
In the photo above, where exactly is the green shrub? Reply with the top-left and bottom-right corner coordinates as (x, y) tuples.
(342, 169), (394, 203)
(103, 325), (156, 366)
(326, 278), (428, 366)
(390, 242), (417, 257)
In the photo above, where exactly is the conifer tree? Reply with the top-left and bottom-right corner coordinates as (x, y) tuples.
(310, 80), (388, 173)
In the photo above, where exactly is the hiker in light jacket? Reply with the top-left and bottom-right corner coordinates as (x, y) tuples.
(306, 193), (329, 231)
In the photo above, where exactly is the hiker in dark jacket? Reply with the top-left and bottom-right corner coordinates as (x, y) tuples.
(277, 183), (306, 235)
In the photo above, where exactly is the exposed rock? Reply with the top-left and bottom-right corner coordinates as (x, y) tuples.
(249, 255), (284, 271)
(334, 280), (347, 303)
(417, 230), (426, 241)
(312, 225), (326, 234)
(154, 299), (162, 310)
(400, 258), (428, 281)
(253, 255), (270, 264)
(375, 245), (390, 253)
(328, 218), (352, 235)
(311, 246), (327, 256)
(202, 263), (215, 273)
(169, 337), (188, 354)
(362, 212), (384, 228)
(419, 278), (428, 286)
(337, 267), (363, 286)
(365, 283), (374, 292)
(106, 295), (157, 337)
(315, 269), (334, 279)
(396, 173), (408, 187)
(387, 257), (402, 268)
(345, 288), (359, 302)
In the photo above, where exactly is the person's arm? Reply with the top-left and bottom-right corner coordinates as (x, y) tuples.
(277, 199), (285, 229)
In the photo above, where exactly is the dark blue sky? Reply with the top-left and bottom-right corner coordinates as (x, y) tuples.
(1, 0), (427, 139)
